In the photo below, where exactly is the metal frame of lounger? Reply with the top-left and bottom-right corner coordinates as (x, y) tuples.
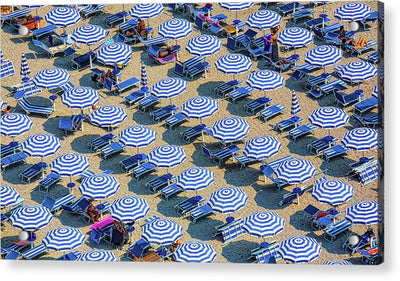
(234, 154), (259, 169)
(244, 97), (272, 114)
(288, 124), (316, 142)
(352, 113), (381, 128)
(226, 86), (253, 103)
(42, 193), (77, 213)
(304, 17), (332, 29)
(132, 163), (156, 181)
(146, 173), (175, 193)
(37, 172), (61, 192)
(221, 220), (247, 245)
(124, 90), (147, 105)
(347, 40), (377, 56)
(335, 91), (364, 107)
(138, 95), (160, 112)
(120, 154), (148, 173)
(80, 4), (106, 19)
(165, 113), (188, 129)
(188, 205), (214, 223)
(323, 219), (353, 242)
(215, 79), (242, 96)
(321, 144), (349, 162)
(274, 117), (303, 133)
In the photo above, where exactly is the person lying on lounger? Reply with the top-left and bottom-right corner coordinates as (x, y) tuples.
(157, 46), (175, 58)
(13, 15), (35, 26)
(87, 199), (100, 223)
(1, 105), (11, 115)
(125, 18), (148, 38)
(346, 36), (369, 50)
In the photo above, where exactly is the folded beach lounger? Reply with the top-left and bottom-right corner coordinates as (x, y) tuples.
(288, 124), (316, 142)
(0, 60), (15, 80)
(186, 62), (211, 80)
(347, 157), (374, 174)
(42, 193), (77, 213)
(221, 219), (246, 245)
(175, 196), (205, 215)
(146, 173), (175, 193)
(353, 97), (378, 115)
(248, 240), (278, 260)
(115, 77), (140, 93)
(347, 40), (377, 56)
(150, 104), (179, 123)
(132, 162), (157, 181)
(253, 245), (282, 264)
(21, 243), (48, 260)
(335, 90), (364, 107)
(234, 154), (259, 169)
(277, 2), (304, 16)
(291, 9), (316, 23)
(343, 231), (374, 255)
(19, 162), (47, 183)
(357, 164), (380, 186)
(126, 238), (151, 261)
(260, 165), (288, 189)
(58, 114), (84, 135)
(88, 133), (117, 152)
(159, 183), (183, 200)
(71, 52), (96, 70)
(226, 86), (253, 103)
(244, 97), (272, 114)
(18, 97), (54, 116)
(1, 152), (28, 171)
(32, 39), (66, 58)
(324, 219), (353, 242)
(258, 104), (286, 122)
(100, 141), (126, 160)
(105, 11), (129, 27)
(1, 141), (22, 158)
(165, 112), (188, 129)
(308, 135), (338, 155)
(80, 4), (106, 19)
(352, 113), (381, 128)
(274, 116), (303, 133)
(188, 205), (214, 223)
(181, 124), (209, 143)
(215, 79), (242, 96)
(321, 144), (349, 162)
(138, 95), (160, 112)
(120, 154), (148, 173)
(124, 89), (148, 105)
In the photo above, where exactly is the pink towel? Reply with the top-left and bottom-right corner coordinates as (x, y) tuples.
(90, 216), (114, 230)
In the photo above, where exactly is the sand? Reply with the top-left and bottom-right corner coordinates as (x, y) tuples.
(0, 1), (381, 264)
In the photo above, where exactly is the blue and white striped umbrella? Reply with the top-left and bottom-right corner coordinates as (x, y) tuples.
(79, 250), (117, 262)
(1, 113), (33, 137)
(9, 206), (52, 231)
(110, 196), (150, 224)
(142, 218), (183, 245)
(312, 179), (353, 206)
(159, 18), (192, 40)
(43, 227), (85, 251)
(141, 61), (147, 89)
(279, 236), (321, 263)
(309, 107), (349, 130)
(50, 153), (89, 177)
(173, 241), (217, 263)
(246, 10), (282, 30)
(20, 52), (31, 81)
(181, 97), (219, 120)
(335, 3), (372, 21)
(97, 43), (133, 66)
(219, 2), (254, 11)
(337, 61), (377, 84)
(22, 133), (61, 158)
(129, 3), (164, 19)
(119, 126), (156, 150)
(372, 85), (378, 99)
(148, 145), (186, 169)
(62, 87), (99, 109)
(211, 117), (250, 143)
(277, 27), (314, 48)
(243, 136), (281, 160)
(0, 49), (3, 63)
(291, 90), (301, 116)
(1, 185), (21, 208)
(215, 54), (252, 75)
(208, 187), (248, 214)
(246, 70), (284, 91)
(323, 260), (353, 265)
(176, 167), (214, 191)
(88, 106), (127, 128)
(79, 175), (120, 200)
(71, 24), (108, 46)
(378, 3), (384, 23)
(275, 158), (316, 185)
(345, 200), (379, 225)
(186, 35), (222, 56)
(305, 45), (342, 68)
(243, 212), (285, 238)
(151, 78), (187, 99)
(45, 7), (81, 27)
(342, 128), (378, 151)
(33, 68), (71, 89)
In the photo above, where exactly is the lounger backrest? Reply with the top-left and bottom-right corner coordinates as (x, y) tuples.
(227, 37), (237, 50)
(201, 146), (212, 158)
(42, 196), (56, 210)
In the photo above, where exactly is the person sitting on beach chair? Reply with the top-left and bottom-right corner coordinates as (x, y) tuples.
(1, 105), (12, 115)
(157, 46), (175, 58)
(87, 199), (100, 223)
(13, 14), (35, 25)
(125, 18), (148, 38)
(92, 69), (116, 84)
(111, 220), (128, 249)
(346, 36), (369, 50)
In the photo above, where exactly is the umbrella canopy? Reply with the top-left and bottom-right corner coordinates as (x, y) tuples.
(110, 196), (150, 224)
(173, 241), (217, 263)
(345, 200), (379, 225)
(88, 106), (127, 128)
(45, 7), (81, 27)
(151, 78), (187, 99)
(335, 2), (372, 21)
(140, 61), (147, 89)
(119, 126), (156, 149)
(323, 260), (353, 265)
(243, 136), (281, 160)
(342, 128), (378, 151)
(9, 206), (52, 231)
(309, 107), (349, 129)
(337, 61), (377, 84)
(22, 133), (61, 158)
(246, 10), (282, 30)
(0, 49), (3, 63)
(50, 153), (89, 177)
(219, 2), (254, 10)
(186, 35), (222, 56)
(277, 27), (314, 49)
(158, 18), (192, 40)
(20, 52), (31, 81)
(1, 185), (21, 208)
(96, 43), (133, 66)
(208, 187), (248, 214)
(291, 90), (301, 116)
(79, 175), (120, 200)
(43, 227), (85, 251)
(246, 70), (284, 91)
(181, 97), (219, 120)
(275, 158), (316, 185)
(148, 145), (186, 169)
(312, 179), (353, 206)
(279, 236), (321, 263)
(215, 54), (252, 75)
(33, 68), (71, 89)
(62, 86), (99, 109)
(176, 167), (214, 191)
(372, 85), (378, 99)
(71, 24), (109, 46)
(142, 218), (183, 245)
(305, 45), (342, 68)
(211, 117), (250, 143)
(79, 250), (117, 262)
(1, 113), (33, 137)
(129, 3), (164, 19)
(243, 212), (285, 238)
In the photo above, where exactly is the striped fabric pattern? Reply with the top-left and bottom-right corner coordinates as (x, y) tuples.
(45, 7), (81, 27)
(71, 24), (109, 45)
(119, 125), (156, 148)
(279, 236), (321, 263)
(50, 153), (89, 177)
(246, 70), (284, 91)
(22, 133), (61, 158)
(79, 250), (117, 262)
(215, 54), (252, 75)
(186, 35), (222, 56)
(62, 86), (99, 109)
(20, 52), (31, 79)
(181, 97), (219, 120)
(211, 117), (250, 143)
(110, 196), (150, 223)
(173, 241), (217, 263)
(243, 136), (281, 160)
(309, 107), (349, 129)
(291, 90), (301, 116)
(88, 106), (127, 127)
(0, 185), (21, 208)
(345, 200), (379, 225)
(275, 158), (316, 185)
(246, 10), (282, 30)
(342, 128), (378, 151)
(176, 167), (214, 191)
(335, 3), (372, 21)
(10, 206), (53, 231)
(1, 113), (33, 137)
(312, 179), (353, 206)
(97, 43), (133, 65)
(277, 27), (314, 48)
(33, 68), (71, 89)
(305, 45), (342, 67)
(337, 61), (377, 83)
(142, 218), (183, 245)
(43, 227), (85, 251)
(243, 211), (285, 238)
(208, 186), (248, 214)
(148, 145), (186, 168)
(151, 78), (187, 99)
(79, 175), (120, 200)
(158, 18), (193, 39)
(129, 3), (164, 19)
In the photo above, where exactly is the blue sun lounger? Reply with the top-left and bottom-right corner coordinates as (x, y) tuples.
(59, 114), (84, 135)
(115, 77), (140, 93)
(304, 16), (331, 29)
(175, 196), (206, 215)
(174, 56), (206, 76)
(42, 193), (77, 213)
(353, 97), (378, 115)
(221, 219), (246, 245)
(18, 97), (54, 116)
(291, 9), (316, 23)
(360, 11), (379, 30)
(364, 51), (379, 64)
(132, 162), (157, 181)
(150, 104), (179, 123)
(88, 133), (117, 152)
(352, 113), (381, 128)
(324, 219), (353, 242)
(279, 185), (312, 207)
(31, 25), (58, 40)
(201, 145), (240, 166)
(19, 162), (47, 183)
(244, 97), (272, 114)
(188, 205), (214, 223)
(308, 136), (339, 155)
(124, 89), (148, 105)
(57, 251), (81, 261)
(234, 154), (259, 169)
(288, 124), (316, 141)
(71, 52), (96, 70)
(248, 240), (278, 260)
(79, 169), (113, 181)
(120, 154), (148, 173)
(133, 27), (170, 48)
(146, 173), (175, 193)
(277, 2), (304, 16)
(32, 39), (66, 58)
(12, 80), (42, 98)
(335, 90), (364, 107)
(274, 116), (303, 133)
(186, 62), (211, 80)
(261, 54), (299, 72)
(253, 245), (282, 264)
(305, 72), (332, 89)
(80, 4), (106, 18)
(20, 243), (48, 260)
(215, 79), (242, 96)
(0, 60), (14, 80)
(258, 104), (286, 122)
(321, 144), (349, 162)
(1, 152), (28, 171)
(160, 183), (183, 200)
(359, 247), (380, 265)
(100, 141), (126, 160)
(1, 241), (34, 258)
(37, 172), (61, 192)
(260, 164), (288, 189)
(105, 11), (129, 27)
(357, 163), (380, 186)
(165, 112), (188, 129)
(138, 95), (160, 111)
(319, 79), (347, 95)
(126, 238), (151, 260)
(1, 141), (22, 158)
(347, 40), (378, 56)
(181, 124), (209, 143)
(226, 86), (253, 103)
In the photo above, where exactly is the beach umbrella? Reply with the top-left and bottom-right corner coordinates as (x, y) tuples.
(337, 61), (377, 86)
(1, 185), (21, 208)
(62, 86), (99, 111)
(140, 61), (148, 91)
(323, 260), (353, 265)
(312, 179), (353, 206)
(335, 3), (371, 21)
(79, 250), (117, 262)
(9, 206), (52, 231)
(110, 196), (150, 224)
(45, 7), (80, 36)
(305, 45), (342, 71)
(1, 113), (33, 138)
(211, 117), (250, 144)
(88, 106), (127, 129)
(219, 2), (254, 21)
(243, 212), (285, 240)
(43, 227), (85, 252)
(291, 90), (301, 116)
(342, 128), (378, 155)
(243, 136), (281, 161)
(142, 218), (183, 245)
(308, 106), (349, 135)
(186, 35), (222, 56)
(0, 49), (3, 63)
(129, 3), (164, 27)
(275, 158), (316, 185)
(148, 145), (186, 172)
(158, 18), (193, 45)
(119, 126), (156, 153)
(22, 133), (61, 161)
(279, 236), (321, 263)
(246, 10), (282, 31)
(345, 200), (379, 225)
(151, 78), (187, 104)
(173, 241), (217, 263)
(181, 96), (219, 122)
(372, 85), (378, 99)
(246, 70), (284, 96)
(277, 27), (313, 53)
(176, 167), (214, 193)
(50, 153), (89, 183)
(215, 54), (252, 79)
(20, 52), (31, 82)
(208, 186), (248, 217)
(33, 68), (71, 89)
(79, 174), (120, 200)
(96, 43), (133, 66)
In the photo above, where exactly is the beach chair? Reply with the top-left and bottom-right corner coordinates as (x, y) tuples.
(17, 97), (54, 116)
(291, 9), (316, 23)
(360, 11), (378, 31)
(201, 145), (240, 166)
(226, 86), (254, 103)
(291, 63), (319, 81)
(159, 183), (183, 200)
(353, 97), (378, 115)
(248, 240), (278, 260)
(88, 134), (117, 152)
(80, 4), (106, 19)
(310, 206), (340, 230)
(260, 165), (288, 189)
(175, 56), (206, 76)
(138, 95), (160, 112)
(253, 246), (282, 264)
(357, 164), (380, 186)
(0, 60), (14, 80)
(116, 19), (139, 44)
(321, 144), (349, 162)
(335, 90), (364, 107)
(71, 52), (96, 70)
(343, 231), (374, 255)
(100, 141), (126, 160)
(1, 213), (9, 229)
(261, 54), (299, 72)
(319, 22), (344, 36)
(352, 114), (381, 128)
(132, 27), (170, 49)
(115, 77), (140, 93)
(5, 250), (21, 260)
(278, 185), (312, 206)
(175, 196), (206, 215)
(31, 25), (58, 40)
(319, 79), (347, 95)
(12, 81), (42, 99)
(150, 104), (179, 123)
(1, 152), (28, 171)
(21, 243), (48, 260)
(89, 222), (114, 245)
(146, 173), (175, 193)
(186, 62), (211, 80)
(32, 39), (66, 58)
(105, 11), (129, 27)
(244, 97), (273, 114)
(304, 16), (332, 29)
(324, 219), (353, 242)
(58, 114), (84, 135)
(347, 157), (375, 174)
(308, 136), (339, 155)
(346, 40), (377, 56)
(188, 205), (214, 223)
(264, 155), (294, 172)
(1, 141), (22, 158)
(120, 154), (148, 173)
(57, 251), (81, 261)
(364, 51), (379, 64)
(124, 89), (148, 105)
(215, 79), (242, 96)
(62, 197), (91, 215)
(181, 124), (209, 143)
(19, 162), (47, 183)
(274, 116), (303, 133)
(258, 104), (286, 122)
(1, 238), (35, 257)
(126, 238), (151, 260)
(305, 72), (332, 90)
(359, 247), (380, 265)
(165, 113), (188, 129)
(288, 124), (316, 142)
(277, 2), (304, 16)
(147, 45), (179, 65)
(131, 162), (156, 181)
(221, 219), (246, 245)
(234, 154), (259, 169)
(79, 169), (112, 182)
(42, 193), (77, 213)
